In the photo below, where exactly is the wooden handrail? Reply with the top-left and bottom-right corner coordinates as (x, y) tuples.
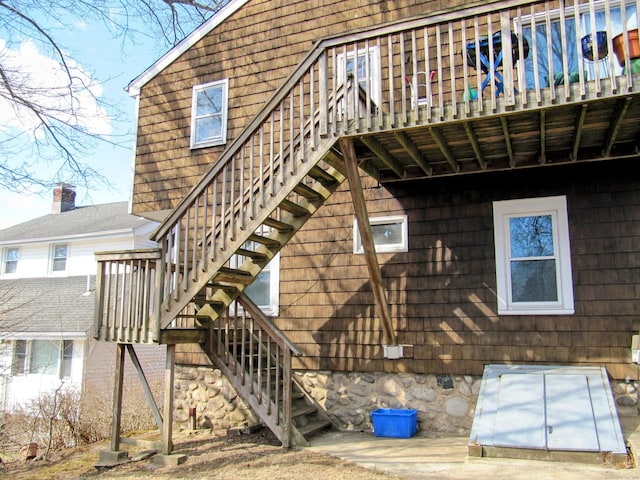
(237, 293), (302, 356)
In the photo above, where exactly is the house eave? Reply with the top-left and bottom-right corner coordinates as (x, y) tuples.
(0, 331), (87, 340)
(125, 0), (251, 97)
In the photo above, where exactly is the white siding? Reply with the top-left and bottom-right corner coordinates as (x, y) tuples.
(1, 232), (157, 279)
(0, 339), (84, 412)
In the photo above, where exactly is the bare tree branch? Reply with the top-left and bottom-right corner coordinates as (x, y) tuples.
(0, 0), (229, 193)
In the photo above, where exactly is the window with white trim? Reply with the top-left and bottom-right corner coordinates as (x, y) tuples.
(230, 230), (280, 317)
(493, 196), (574, 315)
(11, 339), (73, 378)
(190, 79), (229, 149)
(353, 215), (408, 254)
(51, 243), (68, 272)
(3, 247), (19, 274)
(337, 45), (381, 104)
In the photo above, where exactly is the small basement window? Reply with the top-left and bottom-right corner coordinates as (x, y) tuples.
(493, 196), (574, 315)
(354, 215), (408, 254)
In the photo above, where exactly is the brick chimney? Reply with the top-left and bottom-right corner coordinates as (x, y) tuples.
(52, 183), (76, 213)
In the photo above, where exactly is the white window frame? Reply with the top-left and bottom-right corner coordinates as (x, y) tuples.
(337, 45), (381, 105)
(50, 243), (68, 273)
(230, 227), (280, 317)
(493, 196), (574, 315)
(244, 254), (280, 317)
(3, 247), (19, 275)
(190, 79), (229, 149)
(353, 215), (408, 254)
(12, 339), (73, 378)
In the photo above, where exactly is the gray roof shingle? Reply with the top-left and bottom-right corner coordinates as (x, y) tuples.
(0, 276), (95, 335)
(0, 202), (151, 243)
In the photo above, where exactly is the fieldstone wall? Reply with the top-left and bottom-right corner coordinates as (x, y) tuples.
(172, 366), (639, 434)
(294, 371), (480, 435)
(173, 366), (257, 431)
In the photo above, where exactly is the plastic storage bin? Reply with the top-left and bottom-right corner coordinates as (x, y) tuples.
(371, 408), (417, 438)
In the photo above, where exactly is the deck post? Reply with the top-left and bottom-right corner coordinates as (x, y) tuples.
(339, 137), (397, 346)
(97, 343), (129, 466)
(154, 343), (187, 466)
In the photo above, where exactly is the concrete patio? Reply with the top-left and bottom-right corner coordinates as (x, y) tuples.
(308, 415), (640, 480)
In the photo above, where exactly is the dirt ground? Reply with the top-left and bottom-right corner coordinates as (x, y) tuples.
(0, 429), (404, 480)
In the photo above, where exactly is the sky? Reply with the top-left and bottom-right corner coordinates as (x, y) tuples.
(0, 10), (168, 229)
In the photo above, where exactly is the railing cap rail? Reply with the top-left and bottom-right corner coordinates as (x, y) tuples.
(95, 248), (162, 261)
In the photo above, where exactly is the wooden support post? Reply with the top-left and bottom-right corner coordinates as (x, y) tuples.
(339, 137), (397, 346)
(110, 343), (125, 452)
(162, 344), (176, 456)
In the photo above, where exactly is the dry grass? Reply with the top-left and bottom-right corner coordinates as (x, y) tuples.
(0, 428), (403, 480)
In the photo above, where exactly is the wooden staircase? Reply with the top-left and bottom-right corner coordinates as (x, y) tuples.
(195, 294), (331, 447)
(93, 79), (362, 447)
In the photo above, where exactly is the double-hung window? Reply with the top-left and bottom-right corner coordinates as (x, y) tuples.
(4, 247), (19, 274)
(12, 339), (74, 378)
(51, 243), (68, 272)
(337, 45), (381, 105)
(493, 196), (574, 315)
(230, 230), (280, 317)
(190, 79), (229, 149)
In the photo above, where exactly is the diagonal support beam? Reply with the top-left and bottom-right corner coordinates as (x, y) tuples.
(339, 137), (397, 346)
(603, 97), (632, 157)
(462, 122), (486, 170)
(500, 117), (515, 168)
(429, 127), (460, 173)
(394, 131), (433, 176)
(360, 135), (405, 179)
(126, 344), (163, 431)
(571, 104), (588, 161)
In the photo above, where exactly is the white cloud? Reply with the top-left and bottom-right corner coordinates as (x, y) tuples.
(0, 39), (112, 137)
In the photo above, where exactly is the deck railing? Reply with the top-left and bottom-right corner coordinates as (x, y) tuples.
(94, 249), (162, 343)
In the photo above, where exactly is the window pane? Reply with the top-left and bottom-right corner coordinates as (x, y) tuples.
(511, 259), (558, 302)
(371, 221), (404, 246)
(509, 215), (554, 258)
(5, 248), (18, 274)
(54, 245), (67, 257)
(195, 116), (222, 143)
(245, 269), (270, 307)
(52, 259), (66, 271)
(30, 340), (60, 374)
(61, 340), (73, 378)
(523, 20), (578, 88)
(196, 87), (222, 116)
(12, 340), (26, 375)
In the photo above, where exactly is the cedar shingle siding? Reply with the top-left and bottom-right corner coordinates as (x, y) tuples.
(132, 0), (439, 213)
(280, 160), (640, 379)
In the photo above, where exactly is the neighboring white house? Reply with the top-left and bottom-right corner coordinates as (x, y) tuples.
(0, 184), (164, 412)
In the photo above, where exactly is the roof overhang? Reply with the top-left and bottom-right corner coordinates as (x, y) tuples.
(126, 0), (251, 97)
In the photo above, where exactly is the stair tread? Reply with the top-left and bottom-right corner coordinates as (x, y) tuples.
(292, 404), (317, 418)
(262, 217), (294, 232)
(308, 165), (340, 185)
(248, 233), (281, 247)
(293, 182), (322, 200)
(296, 419), (331, 438)
(279, 198), (310, 216)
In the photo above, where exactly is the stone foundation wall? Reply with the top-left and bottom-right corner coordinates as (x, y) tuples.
(294, 371), (480, 435)
(173, 366), (257, 431)
(173, 366), (640, 434)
